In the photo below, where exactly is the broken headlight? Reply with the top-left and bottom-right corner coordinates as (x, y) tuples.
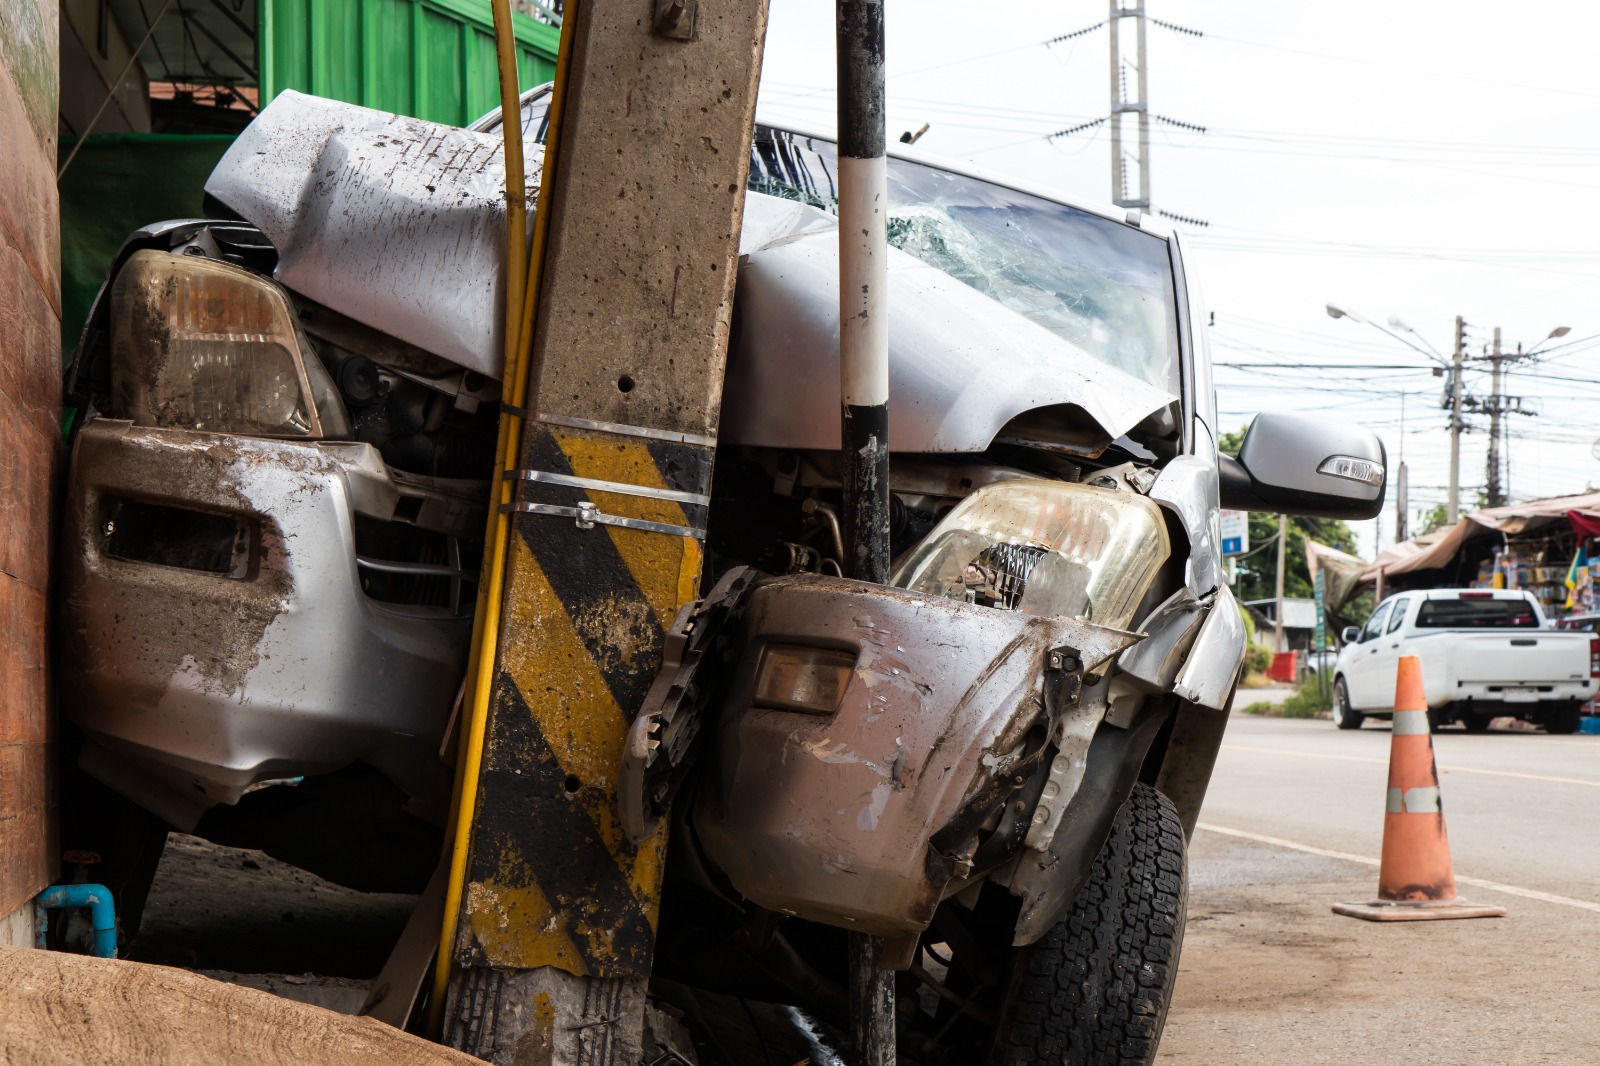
(752, 644), (857, 715)
(891, 478), (1169, 629)
(109, 250), (348, 438)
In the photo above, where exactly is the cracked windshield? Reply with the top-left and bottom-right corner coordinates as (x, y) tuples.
(749, 126), (1180, 391)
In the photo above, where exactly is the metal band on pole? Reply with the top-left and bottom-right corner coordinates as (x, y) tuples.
(837, 2), (896, 1062)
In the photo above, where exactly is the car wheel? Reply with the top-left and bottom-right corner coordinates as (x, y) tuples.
(988, 783), (1187, 1066)
(1545, 705), (1582, 735)
(1332, 679), (1363, 730)
(1462, 715), (1491, 734)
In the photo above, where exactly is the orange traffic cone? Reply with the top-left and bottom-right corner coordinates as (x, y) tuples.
(1332, 655), (1507, 922)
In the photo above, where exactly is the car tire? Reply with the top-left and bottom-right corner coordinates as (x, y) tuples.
(1332, 679), (1363, 730)
(1545, 705), (1582, 735)
(1462, 715), (1491, 734)
(989, 783), (1186, 1066)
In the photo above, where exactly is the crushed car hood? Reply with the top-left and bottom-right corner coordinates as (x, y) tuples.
(206, 93), (1176, 450)
(723, 192), (1178, 454)
(205, 91), (535, 381)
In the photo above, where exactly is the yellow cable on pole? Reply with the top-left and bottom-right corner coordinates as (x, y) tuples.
(429, 0), (578, 1031)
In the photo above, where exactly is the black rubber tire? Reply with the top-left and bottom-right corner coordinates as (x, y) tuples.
(991, 783), (1187, 1066)
(1545, 705), (1582, 735)
(1332, 678), (1363, 730)
(1462, 715), (1492, 734)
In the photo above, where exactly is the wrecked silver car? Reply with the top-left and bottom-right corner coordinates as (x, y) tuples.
(57, 87), (1385, 1062)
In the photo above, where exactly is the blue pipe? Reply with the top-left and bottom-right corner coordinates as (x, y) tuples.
(35, 884), (118, 958)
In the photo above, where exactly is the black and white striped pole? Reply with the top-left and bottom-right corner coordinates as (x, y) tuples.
(836, 0), (891, 588)
(837, 2), (896, 1064)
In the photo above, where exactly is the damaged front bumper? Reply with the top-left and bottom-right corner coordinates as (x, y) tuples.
(628, 568), (1246, 956)
(59, 419), (483, 829)
(687, 573), (1140, 942)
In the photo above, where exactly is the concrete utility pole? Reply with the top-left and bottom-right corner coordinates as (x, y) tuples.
(1396, 462), (1409, 543)
(836, 2), (897, 1062)
(1486, 326), (1504, 508)
(1395, 391), (1408, 543)
(1447, 314), (1464, 524)
(1274, 514), (1287, 653)
(1108, 0), (1150, 210)
(440, 2), (770, 1062)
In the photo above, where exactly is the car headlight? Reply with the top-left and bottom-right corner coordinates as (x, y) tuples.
(109, 249), (348, 438)
(891, 478), (1170, 629)
(752, 644), (857, 715)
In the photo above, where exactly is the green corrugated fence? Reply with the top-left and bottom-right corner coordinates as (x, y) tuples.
(259, 0), (559, 126)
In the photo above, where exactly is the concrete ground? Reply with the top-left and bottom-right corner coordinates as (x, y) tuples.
(130, 833), (414, 981)
(1158, 714), (1600, 1065)
(123, 711), (1600, 1063)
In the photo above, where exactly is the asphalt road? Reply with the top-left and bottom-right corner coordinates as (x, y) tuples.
(1158, 713), (1600, 1064)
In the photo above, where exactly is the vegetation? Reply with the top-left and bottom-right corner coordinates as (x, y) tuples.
(1241, 673), (1332, 719)
(1235, 599), (1275, 683)
(1417, 503), (1451, 537)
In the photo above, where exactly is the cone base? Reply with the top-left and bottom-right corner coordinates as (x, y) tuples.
(1332, 898), (1507, 922)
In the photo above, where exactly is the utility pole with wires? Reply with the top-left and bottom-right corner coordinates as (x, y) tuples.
(1396, 391), (1408, 543)
(1054, 4), (1209, 225)
(1447, 315), (1465, 524)
(1474, 324), (1567, 508)
(1274, 514), (1287, 653)
(1486, 327), (1505, 508)
(1107, 1), (1150, 211)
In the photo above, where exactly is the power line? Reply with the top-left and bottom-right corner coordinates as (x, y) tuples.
(1045, 21), (1105, 45)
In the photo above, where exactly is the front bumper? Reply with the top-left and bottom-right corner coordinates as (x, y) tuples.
(692, 573), (1139, 939)
(60, 420), (482, 829)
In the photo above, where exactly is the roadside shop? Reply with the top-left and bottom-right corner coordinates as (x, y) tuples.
(1362, 492), (1600, 620)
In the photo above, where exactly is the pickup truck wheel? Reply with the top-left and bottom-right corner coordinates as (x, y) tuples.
(1545, 705), (1582, 735)
(1332, 679), (1363, 730)
(988, 783), (1187, 1066)
(1462, 715), (1492, 734)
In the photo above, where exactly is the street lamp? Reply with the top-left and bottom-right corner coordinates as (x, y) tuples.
(1326, 303), (1446, 366)
(1387, 315), (1445, 360)
(1525, 325), (1571, 358)
(1327, 303), (1458, 534)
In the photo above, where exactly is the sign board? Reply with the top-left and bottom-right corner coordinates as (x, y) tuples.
(1220, 509), (1249, 556)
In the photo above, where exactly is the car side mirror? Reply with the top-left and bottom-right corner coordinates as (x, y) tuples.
(1219, 412), (1386, 520)
(1340, 625), (1361, 644)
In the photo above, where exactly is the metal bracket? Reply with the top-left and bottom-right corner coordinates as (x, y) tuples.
(504, 468), (710, 507)
(502, 501), (706, 540)
(1045, 648), (1085, 710)
(620, 567), (757, 841)
(1024, 648), (1095, 852)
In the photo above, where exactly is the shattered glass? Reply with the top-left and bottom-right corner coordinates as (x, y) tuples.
(749, 127), (1179, 391)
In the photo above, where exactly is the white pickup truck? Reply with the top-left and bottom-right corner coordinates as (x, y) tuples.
(1331, 589), (1598, 734)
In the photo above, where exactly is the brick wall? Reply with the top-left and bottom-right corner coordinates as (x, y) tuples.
(0, 0), (60, 917)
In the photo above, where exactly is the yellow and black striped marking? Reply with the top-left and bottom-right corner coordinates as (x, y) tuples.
(456, 419), (712, 978)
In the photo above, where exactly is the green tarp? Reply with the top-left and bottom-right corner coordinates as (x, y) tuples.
(58, 133), (237, 353)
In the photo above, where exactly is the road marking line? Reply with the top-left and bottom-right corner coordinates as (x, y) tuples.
(1197, 822), (1600, 915)
(1222, 743), (1600, 789)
